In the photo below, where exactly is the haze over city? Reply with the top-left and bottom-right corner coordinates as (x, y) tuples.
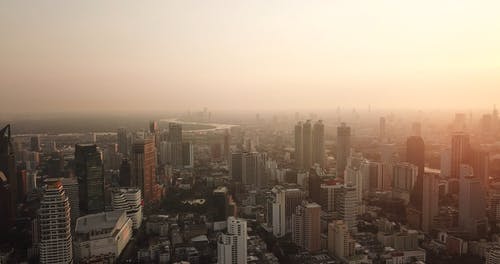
(1, 0), (500, 113)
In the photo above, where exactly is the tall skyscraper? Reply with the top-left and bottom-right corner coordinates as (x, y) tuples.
(230, 152), (243, 182)
(392, 162), (418, 203)
(335, 185), (357, 229)
(308, 167), (322, 204)
(470, 147), (490, 190)
(294, 122), (303, 169)
(119, 158), (131, 187)
(270, 186), (306, 237)
(407, 136), (425, 211)
(302, 120), (313, 169)
(242, 152), (259, 185)
(39, 179), (73, 264)
(182, 142), (194, 168)
(451, 133), (470, 180)
(217, 217), (247, 264)
(223, 130), (231, 162)
(0, 124), (16, 237)
(61, 177), (80, 223)
(131, 138), (158, 204)
(117, 128), (128, 156)
(75, 144), (105, 214)
(422, 170), (439, 233)
(320, 181), (343, 213)
(379, 117), (386, 141)
(459, 165), (487, 237)
(168, 123), (183, 142)
(312, 120), (325, 168)
(292, 201), (321, 252)
(336, 123), (351, 178)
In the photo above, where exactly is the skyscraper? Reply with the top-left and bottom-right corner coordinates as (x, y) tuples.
(75, 144), (105, 214)
(302, 120), (313, 169)
(217, 217), (247, 264)
(270, 186), (306, 237)
(0, 125), (16, 237)
(379, 117), (386, 141)
(168, 122), (183, 142)
(30, 135), (41, 152)
(422, 170), (439, 233)
(61, 177), (80, 223)
(242, 152), (259, 185)
(335, 185), (357, 229)
(230, 152), (243, 182)
(292, 201), (321, 252)
(182, 142), (194, 168)
(131, 138), (158, 205)
(328, 220), (355, 259)
(336, 123), (351, 178)
(451, 133), (470, 194)
(117, 128), (128, 156)
(312, 120), (325, 168)
(294, 122), (303, 169)
(470, 147), (490, 190)
(223, 130), (231, 162)
(308, 167), (322, 204)
(407, 136), (425, 211)
(119, 158), (131, 187)
(39, 179), (73, 264)
(459, 165), (487, 237)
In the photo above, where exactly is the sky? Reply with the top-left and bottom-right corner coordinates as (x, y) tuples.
(1, 0), (500, 113)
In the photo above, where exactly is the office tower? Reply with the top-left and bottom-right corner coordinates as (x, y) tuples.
(74, 211), (132, 262)
(490, 183), (500, 226)
(450, 133), (470, 193)
(441, 148), (451, 178)
(223, 130), (231, 162)
(294, 122), (303, 169)
(164, 141), (183, 168)
(292, 201), (321, 252)
(312, 120), (325, 167)
(242, 152), (259, 185)
(392, 162), (418, 203)
(360, 160), (383, 191)
(104, 143), (122, 170)
(320, 182), (343, 213)
(48, 151), (65, 178)
(39, 179), (73, 264)
(117, 128), (128, 156)
(470, 148), (490, 189)
(217, 217), (247, 264)
(269, 186), (305, 237)
(230, 152), (243, 182)
(459, 165), (487, 236)
(328, 220), (355, 259)
(182, 142), (194, 168)
(75, 144), (105, 214)
(407, 136), (425, 211)
(30, 135), (41, 152)
(308, 168), (322, 204)
(131, 138), (158, 204)
(335, 185), (357, 229)
(168, 123), (183, 142)
(213, 186), (229, 222)
(422, 170), (440, 233)
(302, 120), (313, 169)
(0, 125), (16, 236)
(412, 122), (422, 137)
(119, 158), (131, 187)
(336, 123), (351, 178)
(61, 177), (80, 223)
(379, 117), (386, 141)
(112, 188), (143, 229)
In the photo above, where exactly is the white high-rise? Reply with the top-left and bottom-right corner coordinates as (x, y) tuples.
(112, 188), (143, 229)
(217, 217), (247, 264)
(39, 179), (73, 264)
(60, 177), (80, 223)
(335, 185), (358, 230)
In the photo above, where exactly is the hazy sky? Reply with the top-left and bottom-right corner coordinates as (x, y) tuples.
(1, 0), (499, 113)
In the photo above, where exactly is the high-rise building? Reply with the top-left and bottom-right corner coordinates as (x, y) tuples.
(168, 123), (183, 142)
(422, 170), (440, 233)
(295, 122), (303, 169)
(39, 179), (73, 264)
(30, 135), (41, 152)
(392, 162), (418, 203)
(61, 177), (80, 223)
(182, 142), (194, 168)
(470, 147), (489, 190)
(75, 144), (105, 214)
(308, 167), (322, 204)
(335, 185), (357, 229)
(117, 128), (128, 156)
(360, 160), (383, 191)
(336, 123), (351, 178)
(459, 165), (487, 237)
(119, 158), (131, 187)
(292, 201), (321, 252)
(302, 120), (313, 169)
(320, 181), (343, 213)
(269, 186), (306, 237)
(230, 152), (243, 182)
(112, 188), (143, 229)
(0, 125), (16, 237)
(74, 211), (132, 262)
(242, 152), (259, 185)
(131, 138), (158, 205)
(407, 136), (425, 211)
(450, 133), (470, 193)
(312, 120), (325, 167)
(223, 130), (231, 162)
(489, 182), (500, 226)
(379, 117), (386, 141)
(328, 220), (355, 259)
(217, 217), (247, 264)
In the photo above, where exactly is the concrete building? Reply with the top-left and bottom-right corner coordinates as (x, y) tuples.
(60, 177), (80, 223)
(312, 120), (325, 168)
(217, 217), (247, 264)
(450, 133), (470, 193)
(74, 211), (133, 262)
(459, 165), (487, 237)
(335, 185), (357, 230)
(295, 122), (303, 170)
(112, 188), (143, 229)
(422, 170), (440, 233)
(39, 179), (73, 264)
(302, 120), (313, 170)
(292, 201), (321, 252)
(336, 123), (351, 178)
(131, 138), (159, 205)
(328, 220), (355, 259)
(75, 144), (105, 214)
(392, 162), (418, 203)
